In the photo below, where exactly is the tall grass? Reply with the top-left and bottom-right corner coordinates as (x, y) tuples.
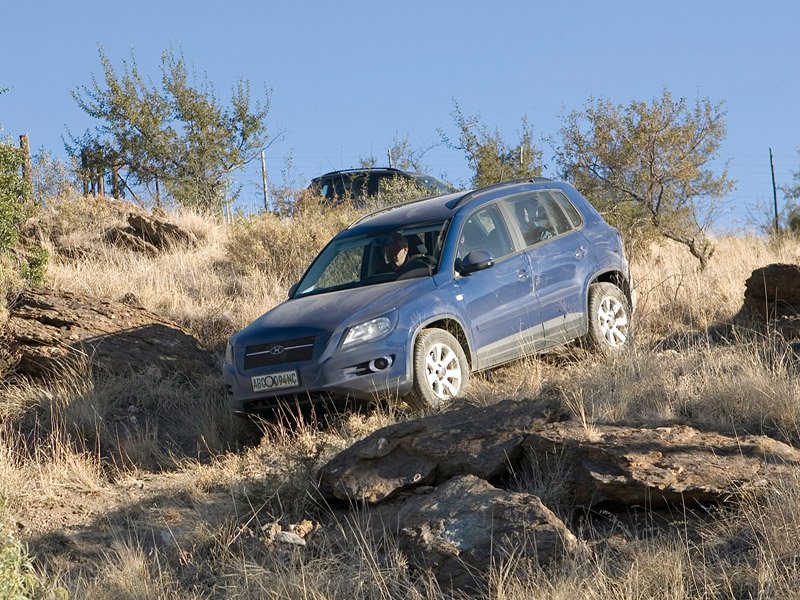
(2, 194), (799, 598)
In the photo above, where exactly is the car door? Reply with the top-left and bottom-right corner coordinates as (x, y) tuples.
(453, 203), (542, 368)
(503, 190), (589, 345)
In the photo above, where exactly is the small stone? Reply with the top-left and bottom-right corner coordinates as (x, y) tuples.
(274, 531), (306, 547)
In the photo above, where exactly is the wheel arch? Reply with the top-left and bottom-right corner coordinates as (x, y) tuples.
(589, 269), (632, 309)
(412, 316), (474, 370)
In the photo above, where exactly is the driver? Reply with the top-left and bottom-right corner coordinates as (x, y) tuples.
(383, 232), (410, 272)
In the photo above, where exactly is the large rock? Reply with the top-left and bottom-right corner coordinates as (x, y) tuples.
(744, 264), (800, 335)
(6, 287), (215, 379)
(126, 213), (197, 249)
(101, 212), (197, 254)
(522, 422), (800, 507)
(319, 400), (558, 503)
(394, 475), (576, 591)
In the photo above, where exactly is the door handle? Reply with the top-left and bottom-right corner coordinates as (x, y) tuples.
(517, 270), (528, 280)
(575, 246), (586, 259)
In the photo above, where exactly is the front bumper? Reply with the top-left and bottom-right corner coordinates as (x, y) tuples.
(223, 331), (413, 414)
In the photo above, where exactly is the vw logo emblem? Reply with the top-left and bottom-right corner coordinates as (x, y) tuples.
(269, 345), (285, 356)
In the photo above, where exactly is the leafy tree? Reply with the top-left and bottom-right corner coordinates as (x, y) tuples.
(557, 90), (733, 268)
(70, 48), (272, 211)
(32, 148), (76, 201)
(782, 153), (800, 235)
(442, 101), (543, 188)
(0, 141), (29, 251)
(789, 207), (800, 234)
(0, 139), (47, 290)
(358, 133), (443, 175)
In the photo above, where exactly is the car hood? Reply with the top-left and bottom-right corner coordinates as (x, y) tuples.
(234, 278), (436, 345)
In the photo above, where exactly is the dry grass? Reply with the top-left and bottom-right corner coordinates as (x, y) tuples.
(2, 194), (800, 597)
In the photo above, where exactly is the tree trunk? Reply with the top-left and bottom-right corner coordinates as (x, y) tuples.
(111, 166), (120, 198)
(81, 150), (89, 195)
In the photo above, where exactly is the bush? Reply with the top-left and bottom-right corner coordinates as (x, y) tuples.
(0, 141), (48, 296)
(0, 530), (66, 599)
(0, 142), (29, 252)
(224, 196), (360, 285)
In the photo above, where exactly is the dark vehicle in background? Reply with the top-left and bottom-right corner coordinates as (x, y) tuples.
(224, 178), (632, 414)
(309, 167), (451, 205)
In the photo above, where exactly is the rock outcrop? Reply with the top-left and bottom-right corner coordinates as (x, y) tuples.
(319, 400), (799, 507)
(6, 286), (214, 379)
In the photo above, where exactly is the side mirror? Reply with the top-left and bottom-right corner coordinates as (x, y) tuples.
(288, 282), (299, 298)
(458, 250), (495, 275)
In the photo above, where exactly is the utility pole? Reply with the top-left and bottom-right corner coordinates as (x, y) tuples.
(19, 135), (32, 201)
(770, 148), (779, 234)
(387, 148), (393, 168)
(261, 149), (270, 212)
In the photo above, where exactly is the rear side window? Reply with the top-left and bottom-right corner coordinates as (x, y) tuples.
(504, 191), (578, 247)
(549, 190), (583, 228)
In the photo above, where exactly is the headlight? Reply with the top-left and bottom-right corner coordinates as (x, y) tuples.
(342, 315), (394, 347)
(225, 341), (234, 366)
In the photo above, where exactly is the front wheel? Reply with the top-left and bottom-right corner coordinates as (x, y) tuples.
(585, 282), (631, 353)
(405, 328), (469, 412)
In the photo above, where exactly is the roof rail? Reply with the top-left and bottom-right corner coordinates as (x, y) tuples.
(445, 177), (553, 209)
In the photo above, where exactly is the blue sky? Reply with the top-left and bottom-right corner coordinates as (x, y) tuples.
(2, 1), (798, 230)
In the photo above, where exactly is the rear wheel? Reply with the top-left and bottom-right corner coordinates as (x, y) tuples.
(585, 282), (631, 353)
(405, 328), (469, 412)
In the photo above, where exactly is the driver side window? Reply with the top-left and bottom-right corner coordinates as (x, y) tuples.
(456, 204), (514, 262)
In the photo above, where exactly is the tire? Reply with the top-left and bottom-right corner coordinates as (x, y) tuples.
(405, 328), (470, 412)
(585, 282), (631, 353)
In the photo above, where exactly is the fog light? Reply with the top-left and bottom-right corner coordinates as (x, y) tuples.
(369, 356), (393, 372)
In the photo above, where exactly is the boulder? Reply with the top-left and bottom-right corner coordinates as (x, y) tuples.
(6, 287), (215, 379)
(101, 212), (197, 254)
(127, 213), (197, 249)
(394, 475), (576, 591)
(744, 264), (800, 336)
(102, 227), (159, 255)
(318, 399), (558, 503)
(523, 422), (800, 507)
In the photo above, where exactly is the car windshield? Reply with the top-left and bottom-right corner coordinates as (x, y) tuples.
(294, 220), (449, 298)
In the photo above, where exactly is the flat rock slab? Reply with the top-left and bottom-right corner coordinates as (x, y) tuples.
(523, 422), (800, 507)
(319, 400), (800, 509)
(319, 399), (556, 503)
(394, 474), (576, 591)
(7, 287), (214, 378)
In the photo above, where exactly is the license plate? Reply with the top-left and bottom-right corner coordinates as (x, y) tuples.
(251, 370), (299, 392)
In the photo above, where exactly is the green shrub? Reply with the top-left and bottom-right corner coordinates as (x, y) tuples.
(0, 531), (67, 599)
(0, 141), (48, 294)
(0, 143), (29, 252)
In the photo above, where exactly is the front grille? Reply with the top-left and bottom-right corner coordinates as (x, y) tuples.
(244, 336), (315, 370)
